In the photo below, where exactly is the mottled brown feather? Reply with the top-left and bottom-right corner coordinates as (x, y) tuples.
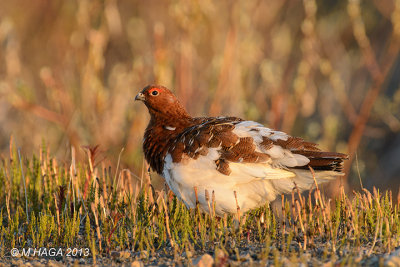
(260, 137), (274, 150)
(274, 137), (321, 152)
(221, 137), (270, 164)
(215, 159), (231, 175)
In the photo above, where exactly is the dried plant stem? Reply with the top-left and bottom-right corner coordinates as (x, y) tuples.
(234, 191), (241, 222)
(205, 189), (212, 218)
(309, 166), (327, 223)
(281, 194), (286, 234)
(194, 186), (199, 206)
(295, 200), (306, 250)
(367, 216), (381, 256)
(6, 192), (11, 222)
(91, 203), (102, 252)
(291, 190), (298, 234)
(70, 146), (77, 213)
(113, 147), (125, 190)
(18, 148), (29, 222)
(161, 196), (174, 248)
(54, 193), (61, 236)
(212, 190), (216, 218)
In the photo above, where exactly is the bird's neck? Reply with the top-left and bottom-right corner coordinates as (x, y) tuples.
(143, 110), (193, 174)
(147, 102), (191, 127)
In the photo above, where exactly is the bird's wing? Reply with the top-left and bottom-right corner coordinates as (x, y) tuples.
(166, 117), (347, 180)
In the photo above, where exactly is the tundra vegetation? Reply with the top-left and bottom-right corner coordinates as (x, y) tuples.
(0, 141), (399, 265)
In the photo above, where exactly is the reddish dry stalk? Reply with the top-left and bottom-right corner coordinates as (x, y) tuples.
(309, 166), (328, 226)
(212, 190), (216, 218)
(308, 186), (313, 220)
(134, 181), (140, 204)
(205, 189), (212, 218)
(194, 186), (199, 207)
(107, 212), (123, 247)
(234, 191), (241, 222)
(6, 193), (11, 222)
(223, 214), (228, 229)
(91, 203), (102, 252)
(301, 194), (307, 231)
(126, 171), (132, 200)
(291, 190), (297, 234)
(314, 191), (327, 228)
(340, 183), (345, 201)
(363, 188), (373, 207)
(385, 217), (391, 254)
(69, 146), (77, 213)
(161, 196), (174, 247)
(9, 135), (14, 163)
(54, 193), (61, 236)
(295, 199), (306, 250)
(193, 186), (201, 233)
(83, 169), (90, 200)
(397, 186), (400, 205)
(260, 212), (264, 225)
(281, 194), (286, 234)
(295, 184), (304, 208)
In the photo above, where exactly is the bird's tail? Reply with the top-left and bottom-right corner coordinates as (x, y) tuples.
(267, 169), (342, 195)
(293, 151), (348, 172)
(269, 151), (348, 194)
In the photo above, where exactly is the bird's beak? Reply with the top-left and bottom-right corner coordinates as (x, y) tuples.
(135, 92), (145, 101)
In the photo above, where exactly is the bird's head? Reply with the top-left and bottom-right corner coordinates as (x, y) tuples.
(135, 85), (190, 121)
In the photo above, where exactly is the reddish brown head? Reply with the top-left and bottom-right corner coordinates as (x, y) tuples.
(135, 85), (190, 122)
(136, 85), (193, 173)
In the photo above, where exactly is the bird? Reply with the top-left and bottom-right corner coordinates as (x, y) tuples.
(135, 85), (348, 216)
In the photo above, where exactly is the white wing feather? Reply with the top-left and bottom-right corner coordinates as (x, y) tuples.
(232, 121), (310, 167)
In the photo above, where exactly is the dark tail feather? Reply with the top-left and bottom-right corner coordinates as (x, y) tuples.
(292, 151), (349, 172)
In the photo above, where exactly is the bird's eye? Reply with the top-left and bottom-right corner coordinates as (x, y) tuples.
(151, 90), (159, 96)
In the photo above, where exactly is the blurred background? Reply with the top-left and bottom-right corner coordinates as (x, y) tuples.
(0, 0), (399, 194)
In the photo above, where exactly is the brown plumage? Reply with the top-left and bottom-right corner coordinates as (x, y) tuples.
(135, 85), (348, 215)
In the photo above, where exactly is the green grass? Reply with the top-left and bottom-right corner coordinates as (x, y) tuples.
(0, 141), (399, 265)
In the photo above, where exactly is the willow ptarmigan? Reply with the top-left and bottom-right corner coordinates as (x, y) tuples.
(135, 85), (348, 216)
